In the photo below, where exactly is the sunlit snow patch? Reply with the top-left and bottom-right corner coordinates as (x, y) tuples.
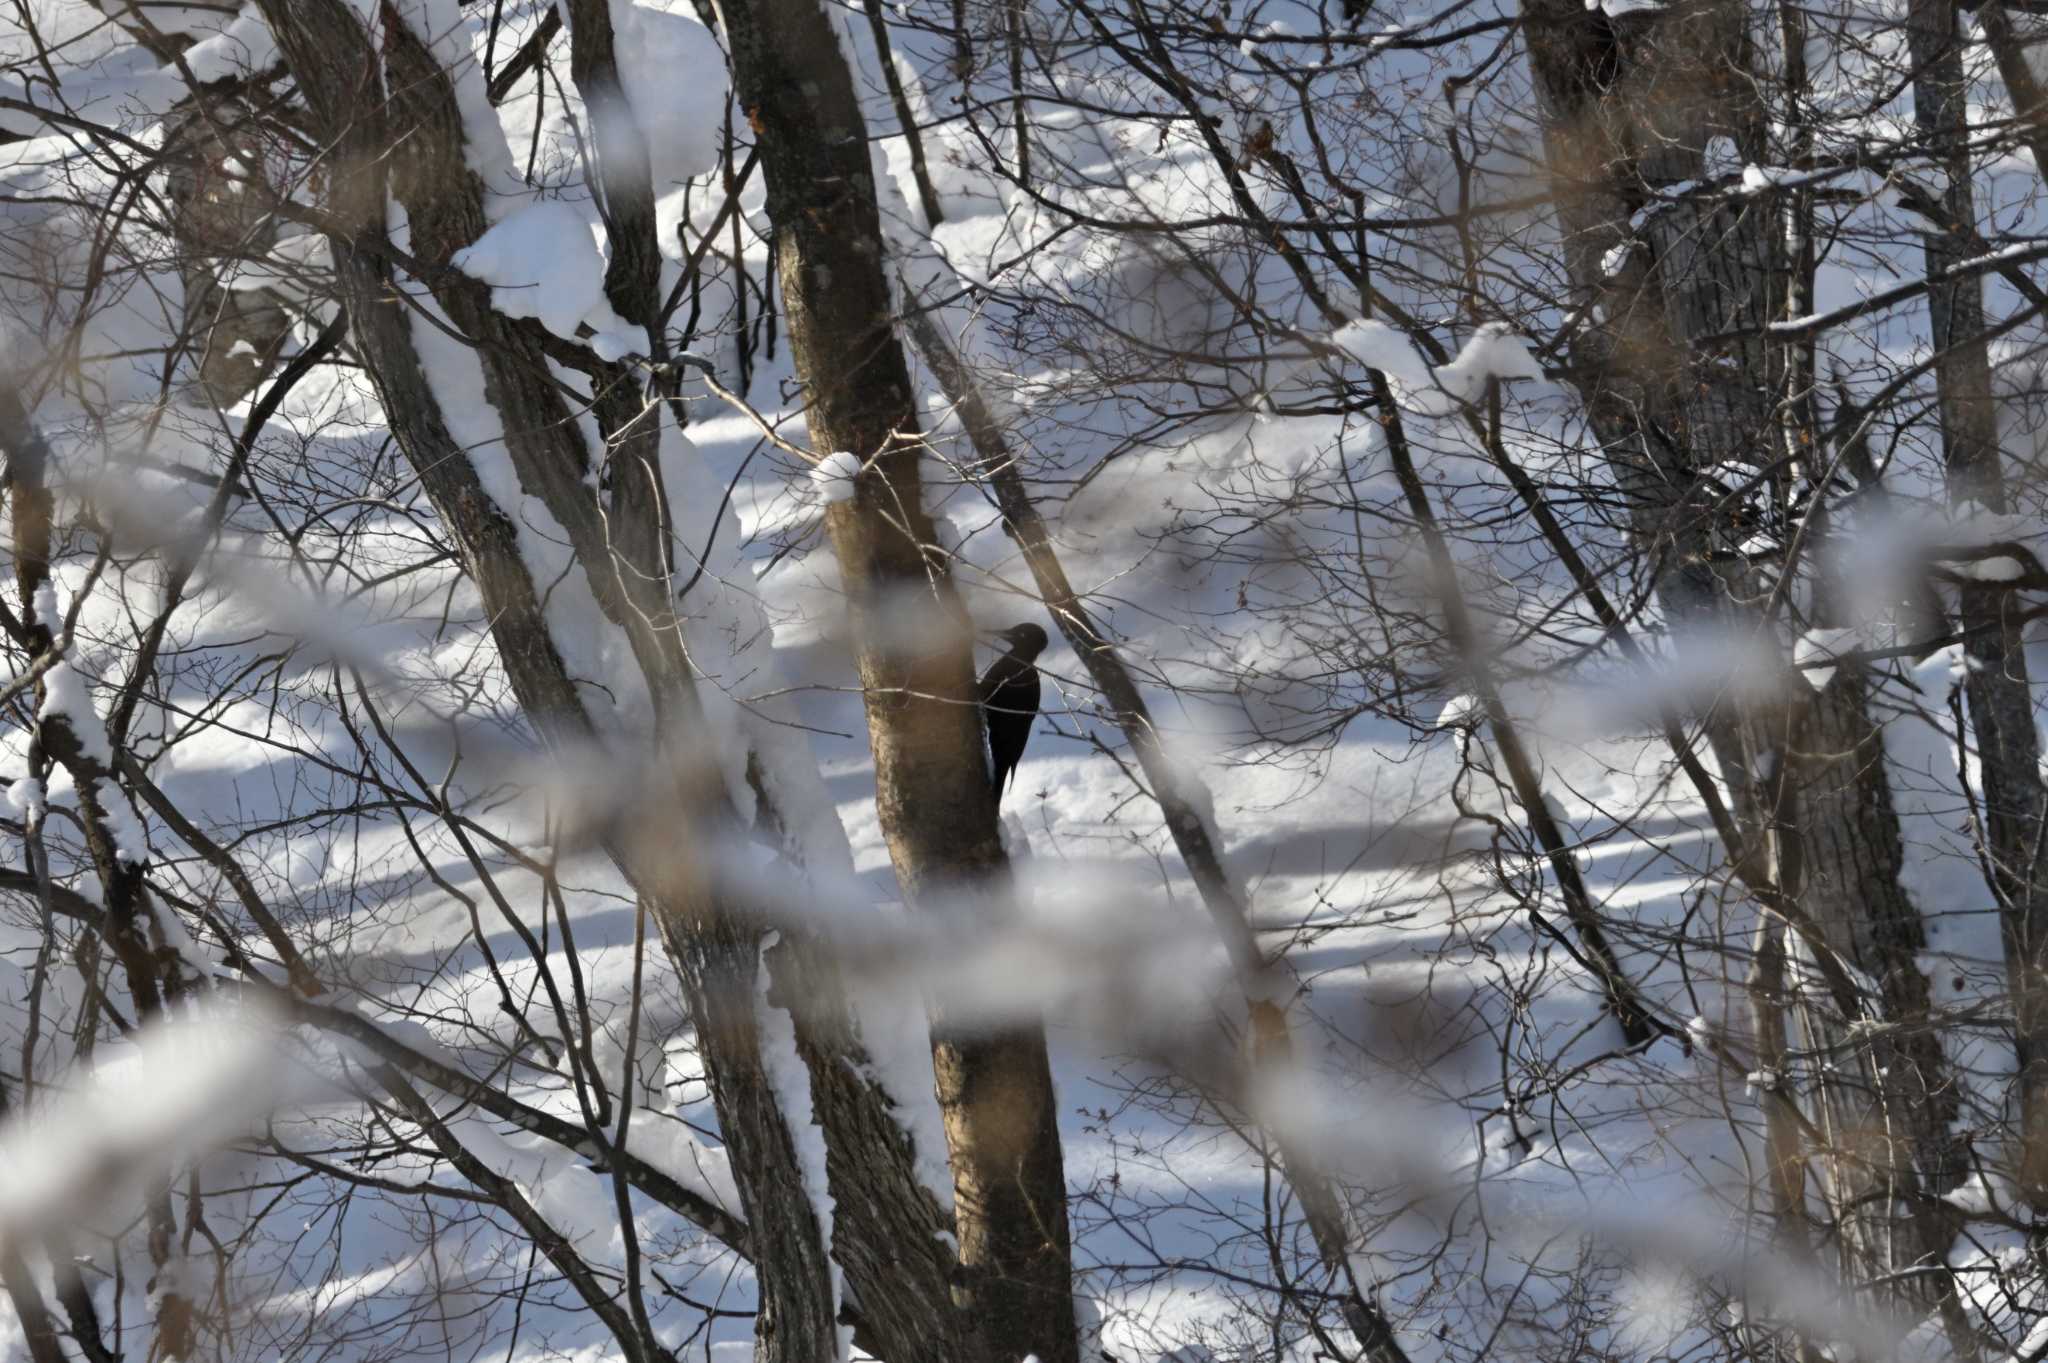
(1793, 627), (1860, 692)
(1331, 319), (1544, 415)
(450, 201), (647, 356)
(811, 450), (864, 504)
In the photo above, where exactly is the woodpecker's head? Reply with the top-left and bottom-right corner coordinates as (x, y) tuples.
(993, 622), (1049, 660)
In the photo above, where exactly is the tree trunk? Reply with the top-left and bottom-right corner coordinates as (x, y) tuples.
(1782, 664), (1975, 1346)
(0, 1244), (65, 1363)
(1977, 0), (2048, 190)
(905, 302), (1416, 1362)
(1744, 917), (1824, 1363)
(0, 386), (195, 1363)
(1521, 0), (1977, 1333)
(1906, 0), (2048, 1211)
(714, 1), (1077, 1356)
(250, 2), (974, 1357)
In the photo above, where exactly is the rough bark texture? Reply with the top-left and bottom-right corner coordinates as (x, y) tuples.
(762, 934), (976, 1361)
(904, 305), (1426, 1358)
(1521, 0), (1976, 1333)
(715, 1), (1077, 1356)
(247, 5), (831, 1350)
(1784, 666), (1974, 1343)
(1907, 0), (2048, 1210)
(249, 0), (1007, 1350)
(550, 1), (980, 1354)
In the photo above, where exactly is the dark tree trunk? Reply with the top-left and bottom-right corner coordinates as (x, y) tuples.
(1520, 0), (1977, 1335)
(0, 386), (194, 1363)
(906, 302), (1415, 1363)
(714, 1), (1077, 1356)
(1906, 0), (2048, 1212)
(249, 3), (976, 1358)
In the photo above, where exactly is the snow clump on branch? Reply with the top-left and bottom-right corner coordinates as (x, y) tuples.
(811, 450), (864, 504)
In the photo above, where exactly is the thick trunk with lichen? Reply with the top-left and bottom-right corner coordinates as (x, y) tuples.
(714, 1), (1077, 1357)
(1522, 0), (1974, 1333)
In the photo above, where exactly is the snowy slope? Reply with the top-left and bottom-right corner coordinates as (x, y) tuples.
(3, 0), (2048, 1358)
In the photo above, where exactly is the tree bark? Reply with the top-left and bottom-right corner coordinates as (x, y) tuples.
(1520, 0), (1978, 1334)
(1906, 0), (2048, 1212)
(250, 2), (971, 1357)
(0, 385), (195, 1363)
(715, 1), (1076, 1356)
(1977, 0), (2048, 191)
(1744, 917), (1824, 1363)
(0, 1243), (66, 1363)
(1782, 661), (1976, 1347)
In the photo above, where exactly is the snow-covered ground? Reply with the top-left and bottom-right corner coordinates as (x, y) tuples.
(5, 0), (2048, 1357)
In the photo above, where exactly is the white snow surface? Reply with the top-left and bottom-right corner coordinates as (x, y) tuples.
(608, 0), (727, 187)
(450, 200), (646, 352)
(175, 5), (278, 83)
(5, 778), (44, 821)
(754, 931), (850, 1361)
(93, 780), (149, 864)
(1793, 627), (1860, 692)
(809, 450), (864, 504)
(8, 0), (2048, 1359)
(36, 660), (111, 764)
(1331, 318), (1545, 414)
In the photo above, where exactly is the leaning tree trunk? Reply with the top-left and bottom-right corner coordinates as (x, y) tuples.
(249, 1), (975, 1358)
(1521, 0), (1977, 1338)
(714, 1), (1078, 1358)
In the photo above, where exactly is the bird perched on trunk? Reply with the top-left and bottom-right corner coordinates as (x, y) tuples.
(978, 622), (1048, 801)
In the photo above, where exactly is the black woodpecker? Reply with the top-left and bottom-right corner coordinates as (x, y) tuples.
(978, 622), (1048, 801)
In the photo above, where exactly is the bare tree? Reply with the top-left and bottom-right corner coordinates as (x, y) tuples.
(11, 0), (2048, 1358)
